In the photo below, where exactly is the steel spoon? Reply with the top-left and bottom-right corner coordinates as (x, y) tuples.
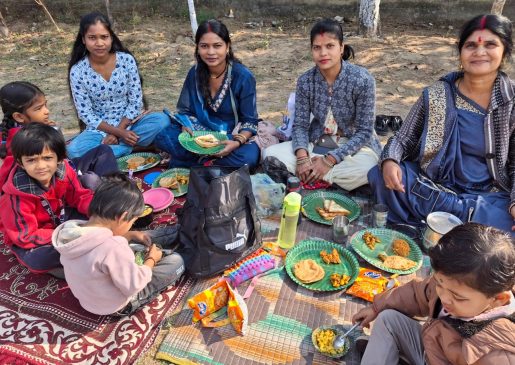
(333, 321), (361, 350)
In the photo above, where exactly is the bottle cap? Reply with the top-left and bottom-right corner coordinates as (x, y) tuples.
(287, 176), (301, 191)
(283, 192), (302, 214)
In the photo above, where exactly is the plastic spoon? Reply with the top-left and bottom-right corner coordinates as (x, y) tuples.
(333, 321), (361, 350)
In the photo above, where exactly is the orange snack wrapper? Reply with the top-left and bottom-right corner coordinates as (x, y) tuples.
(188, 279), (248, 335)
(346, 268), (391, 302)
(188, 280), (229, 322)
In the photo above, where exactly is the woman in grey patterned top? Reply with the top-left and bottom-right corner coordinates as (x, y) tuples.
(263, 19), (381, 191)
(368, 14), (515, 234)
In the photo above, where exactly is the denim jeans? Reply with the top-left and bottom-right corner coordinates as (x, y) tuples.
(67, 111), (171, 159)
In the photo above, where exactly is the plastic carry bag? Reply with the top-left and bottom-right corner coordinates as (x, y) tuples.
(250, 173), (286, 218)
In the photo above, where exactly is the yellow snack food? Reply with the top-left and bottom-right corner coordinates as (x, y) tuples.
(346, 268), (390, 302)
(315, 329), (347, 356)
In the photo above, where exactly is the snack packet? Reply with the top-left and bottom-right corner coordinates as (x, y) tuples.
(346, 268), (393, 302)
(188, 280), (229, 322)
(188, 280), (248, 335)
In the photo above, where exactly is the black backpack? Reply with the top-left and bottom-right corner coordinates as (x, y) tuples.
(177, 165), (261, 278)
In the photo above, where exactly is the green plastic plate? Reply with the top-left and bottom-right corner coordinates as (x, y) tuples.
(350, 228), (423, 275)
(178, 131), (228, 155)
(285, 239), (360, 292)
(301, 190), (360, 225)
(116, 152), (161, 173)
(152, 168), (190, 197)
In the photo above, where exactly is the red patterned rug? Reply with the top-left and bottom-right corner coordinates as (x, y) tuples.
(0, 189), (193, 365)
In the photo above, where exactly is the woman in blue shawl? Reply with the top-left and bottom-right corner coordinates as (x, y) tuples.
(155, 20), (260, 169)
(368, 14), (515, 234)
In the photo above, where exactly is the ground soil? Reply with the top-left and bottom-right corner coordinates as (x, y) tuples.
(1, 16), (512, 139)
(0, 15), (513, 364)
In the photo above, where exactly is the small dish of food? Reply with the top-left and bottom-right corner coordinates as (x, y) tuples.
(312, 325), (351, 358)
(133, 204), (154, 228)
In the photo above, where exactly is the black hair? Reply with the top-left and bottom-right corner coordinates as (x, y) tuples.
(194, 19), (240, 101)
(429, 222), (515, 297)
(88, 173), (144, 221)
(310, 19), (355, 61)
(0, 81), (45, 158)
(67, 11), (147, 130)
(11, 123), (66, 163)
(458, 14), (513, 63)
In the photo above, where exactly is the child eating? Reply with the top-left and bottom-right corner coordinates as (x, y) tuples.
(52, 174), (185, 316)
(353, 222), (515, 364)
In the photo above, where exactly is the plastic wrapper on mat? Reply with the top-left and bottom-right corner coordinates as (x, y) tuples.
(188, 279), (248, 335)
(346, 268), (398, 302)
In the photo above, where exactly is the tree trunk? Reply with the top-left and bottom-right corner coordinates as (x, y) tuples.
(0, 9), (9, 37)
(491, 0), (506, 15)
(105, 0), (114, 25)
(187, 0), (198, 37)
(34, 0), (61, 32)
(358, 0), (381, 38)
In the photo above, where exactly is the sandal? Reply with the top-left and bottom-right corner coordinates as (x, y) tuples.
(389, 115), (403, 132)
(375, 115), (390, 136)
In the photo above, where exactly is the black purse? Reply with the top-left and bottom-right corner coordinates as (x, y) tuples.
(312, 134), (339, 155)
(177, 165), (262, 278)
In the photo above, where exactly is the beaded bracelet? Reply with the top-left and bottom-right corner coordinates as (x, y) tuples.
(296, 156), (311, 166)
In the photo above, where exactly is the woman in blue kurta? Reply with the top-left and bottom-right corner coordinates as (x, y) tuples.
(368, 14), (515, 234)
(154, 19), (260, 169)
(67, 12), (169, 159)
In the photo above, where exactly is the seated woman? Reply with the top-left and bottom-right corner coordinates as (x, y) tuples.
(67, 12), (170, 159)
(154, 19), (260, 169)
(263, 19), (381, 191)
(368, 14), (515, 234)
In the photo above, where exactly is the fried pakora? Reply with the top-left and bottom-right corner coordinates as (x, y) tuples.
(362, 231), (381, 250)
(392, 239), (410, 257)
(320, 248), (341, 264)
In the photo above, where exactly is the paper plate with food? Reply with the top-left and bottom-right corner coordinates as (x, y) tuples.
(117, 152), (161, 172)
(285, 239), (359, 291)
(312, 325), (353, 358)
(350, 228), (423, 275)
(178, 131), (228, 155)
(152, 168), (190, 197)
(301, 190), (360, 225)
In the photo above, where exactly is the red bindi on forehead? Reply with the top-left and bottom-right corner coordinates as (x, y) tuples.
(478, 36), (482, 43)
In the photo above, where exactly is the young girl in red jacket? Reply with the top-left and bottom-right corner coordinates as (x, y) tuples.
(353, 223), (515, 365)
(0, 123), (93, 276)
(0, 81), (118, 190)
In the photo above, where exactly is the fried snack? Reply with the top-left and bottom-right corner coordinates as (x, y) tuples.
(320, 248), (341, 264)
(194, 134), (219, 148)
(159, 176), (179, 189)
(177, 174), (189, 185)
(329, 273), (351, 288)
(362, 231), (381, 250)
(144, 156), (157, 165)
(378, 254), (417, 271)
(316, 200), (350, 221)
(293, 259), (325, 283)
(126, 156), (146, 170)
(392, 239), (410, 257)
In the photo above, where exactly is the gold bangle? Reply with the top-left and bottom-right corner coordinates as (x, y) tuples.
(322, 156), (335, 168)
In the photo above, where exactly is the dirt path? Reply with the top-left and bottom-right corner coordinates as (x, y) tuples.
(1, 17), (512, 137)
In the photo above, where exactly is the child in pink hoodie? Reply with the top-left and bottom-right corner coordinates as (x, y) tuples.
(52, 174), (184, 316)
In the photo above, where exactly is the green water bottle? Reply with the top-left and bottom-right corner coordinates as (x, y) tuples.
(277, 192), (302, 249)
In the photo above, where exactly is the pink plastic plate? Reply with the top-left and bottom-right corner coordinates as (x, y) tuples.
(142, 188), (174, 212)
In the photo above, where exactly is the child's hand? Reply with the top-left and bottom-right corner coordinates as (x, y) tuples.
(125, 231), (152, 247)
(352, 307), (378, 328)
(146, 244), (163, 263)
